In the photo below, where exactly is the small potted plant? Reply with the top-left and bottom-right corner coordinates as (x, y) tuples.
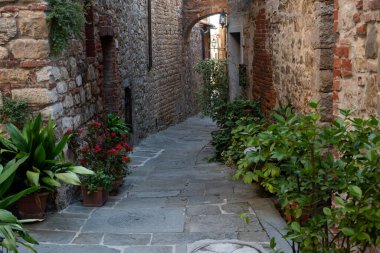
(81, 169), (113, 207)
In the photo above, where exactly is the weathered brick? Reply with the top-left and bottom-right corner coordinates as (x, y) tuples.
(9, 39), (49, 59)
(356, 24), (367, 36)
(18, 10), (48, 39)
(368, 0), (380, 10)
(334, 46), (350, 58)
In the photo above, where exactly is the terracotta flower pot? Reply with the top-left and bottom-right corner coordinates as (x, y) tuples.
(82, 186), (108, 207)
(17, 192), (50, 219)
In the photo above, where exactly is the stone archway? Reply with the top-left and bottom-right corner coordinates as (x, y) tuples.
(183, 0), (227, 41)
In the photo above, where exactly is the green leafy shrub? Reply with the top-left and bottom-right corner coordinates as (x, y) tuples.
(47, 0), (86, 56)
(0, 97), (31, 127)
(211, 98), (263, 161)
(232, 101), (380, 252)
(105, 113), (130, 137)
(194, 59), (229, 119)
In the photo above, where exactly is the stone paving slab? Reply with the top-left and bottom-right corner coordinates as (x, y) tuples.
(128, 190), (180, 198)
(103, 233), (151, 246)
(151, 232), (238, 245)
(124, 246), (173, 253)
(20, 244), (121, 253)
(72, 233), (104, 245)
(186, 214), (260, 233)
(25, 217), (86, 231)
(82, 208), (185, 233)
(27, 230), (76, 244)
(115, 197), (167, 209)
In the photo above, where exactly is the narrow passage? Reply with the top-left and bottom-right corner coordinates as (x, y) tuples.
(23, 116), (288, 253)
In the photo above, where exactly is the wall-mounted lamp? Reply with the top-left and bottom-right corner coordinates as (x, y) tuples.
(219, 11), (227, 28)
(211, 38), (217, 49)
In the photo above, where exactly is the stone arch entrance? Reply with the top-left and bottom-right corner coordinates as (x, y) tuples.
(183, 0), (227, 41)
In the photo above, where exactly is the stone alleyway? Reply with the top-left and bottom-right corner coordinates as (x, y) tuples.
(21, 116), (290, 253)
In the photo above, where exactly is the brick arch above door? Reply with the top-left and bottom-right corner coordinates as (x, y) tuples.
(182, 0), (227, 41)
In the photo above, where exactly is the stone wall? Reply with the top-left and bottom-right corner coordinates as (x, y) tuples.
(230, 0), (380, 119)
(0, 0), (107, 140)
(96, 0), (202, 141)
(229, 0), (335, 118)
(0, 0), (205, 141)
(333, 0), (380, 117)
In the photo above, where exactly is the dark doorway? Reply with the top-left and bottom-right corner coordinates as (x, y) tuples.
(124, 87), (133, 132)
(101, 36), (114, 113)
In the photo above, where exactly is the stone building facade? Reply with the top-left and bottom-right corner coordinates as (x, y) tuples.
(228, 0), (380, 119)
(0, 0), (205, 208)
(2, 0), (379, 207)
(0, 0), (204, 144)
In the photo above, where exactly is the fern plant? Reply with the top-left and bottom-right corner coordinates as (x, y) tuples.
(47, 0), (86, 56)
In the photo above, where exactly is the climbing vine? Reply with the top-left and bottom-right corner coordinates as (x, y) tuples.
(46, 0), (86, 56)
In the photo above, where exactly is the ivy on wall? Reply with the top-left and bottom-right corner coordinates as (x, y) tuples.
(47, 0), (86, 56)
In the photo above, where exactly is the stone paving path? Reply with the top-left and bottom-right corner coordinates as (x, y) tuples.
(22, 116), (290, 253)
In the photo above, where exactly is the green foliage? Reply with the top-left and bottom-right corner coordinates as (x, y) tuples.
(47, 0), (86, 56)
(105, 114), (130, 137)
(211, 98), (263, 161)
(0, 158), (40, 252)
(0, 157), (41, 209)
(0, 97), (31, 127)
(232, 102), (380, 252)
(194, 59), (229, 119)
(1, 114), (93, 191)
(0, 209), (38, 253)
(82, 169), (114, 195)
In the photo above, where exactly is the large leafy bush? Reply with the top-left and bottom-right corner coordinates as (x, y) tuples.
(231, 102), (380, 252)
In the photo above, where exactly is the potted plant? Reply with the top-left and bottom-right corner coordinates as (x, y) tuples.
(1, 114), (93, 218)
(81, 169), (113, 207)
(69, 114), (132, 196)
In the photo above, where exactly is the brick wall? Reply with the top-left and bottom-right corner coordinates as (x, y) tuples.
(230, 0), (379, 119)
(333, 0), (380, 117)
(251, 6), (275, 113)
(229, 0), (335, 118)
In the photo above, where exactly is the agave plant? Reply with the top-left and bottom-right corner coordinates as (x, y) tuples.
(5, 114), (93, 190)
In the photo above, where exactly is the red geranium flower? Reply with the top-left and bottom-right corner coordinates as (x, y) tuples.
(66, 129), (73, 134)
(122, 157), (130, 162)
(108, 148), (118, 155)
(93, 144), (102, 153)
